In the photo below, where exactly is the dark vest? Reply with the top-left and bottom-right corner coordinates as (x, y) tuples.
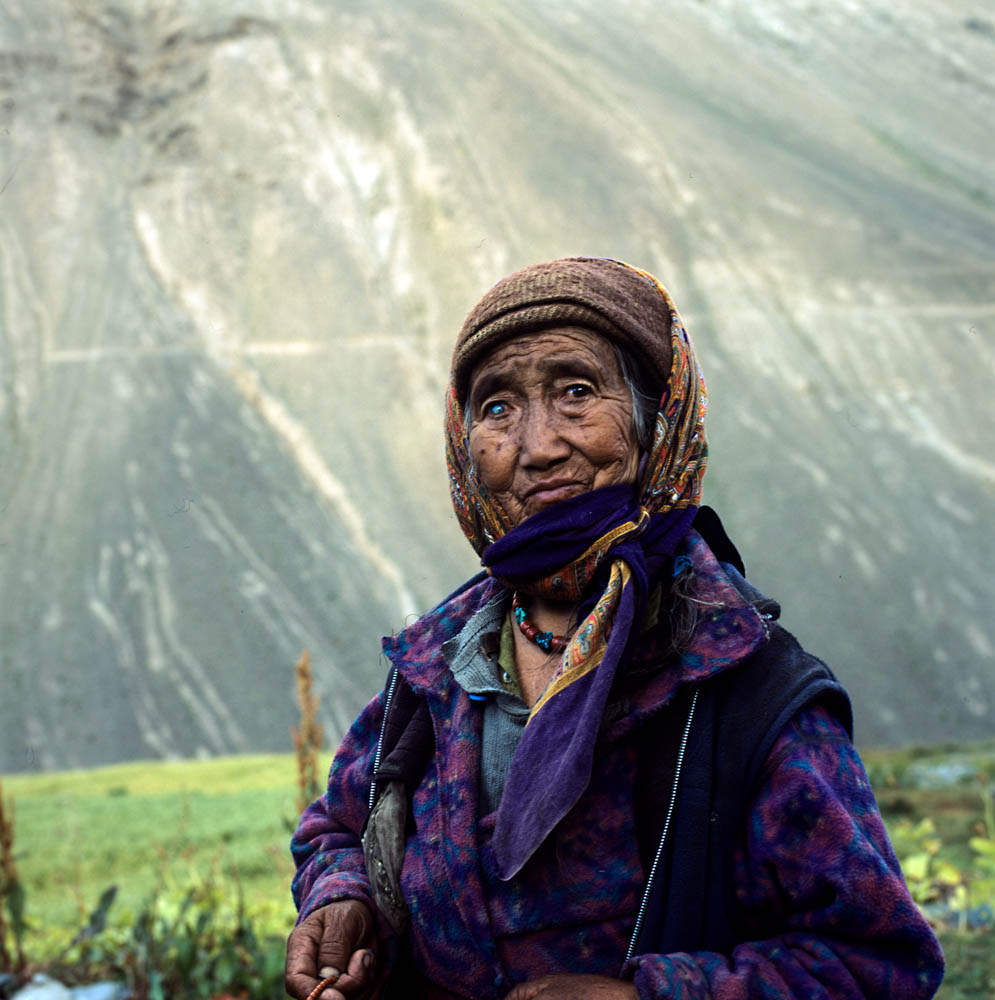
(632, 621), (852, 957)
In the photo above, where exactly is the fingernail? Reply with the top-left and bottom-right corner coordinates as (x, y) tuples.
(362, 951), (374, 969)
(319, 967), (339, 979)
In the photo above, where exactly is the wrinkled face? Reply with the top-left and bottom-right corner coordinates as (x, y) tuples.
(466, 327), (640, 527)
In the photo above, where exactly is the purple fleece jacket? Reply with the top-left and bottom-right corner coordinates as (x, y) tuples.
(291, 531), (944, 999)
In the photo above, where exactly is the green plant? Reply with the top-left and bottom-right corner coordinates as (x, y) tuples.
(890, 780), (995, 928)
(892, 816), (967, 909)
(49, 866), (287, 1000)
(966, 782), (995, 908)
(56, 885), (118, 970)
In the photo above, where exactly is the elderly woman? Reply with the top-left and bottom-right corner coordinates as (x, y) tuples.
(286, 258), (943, 1000)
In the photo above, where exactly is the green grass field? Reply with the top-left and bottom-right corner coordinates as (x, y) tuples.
(2, 754), (301, 933)
(2, 743), (994, 998)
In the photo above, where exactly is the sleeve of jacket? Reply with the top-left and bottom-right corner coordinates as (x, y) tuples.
(290, 690), (384, 924)
(627, 704), (945, 999)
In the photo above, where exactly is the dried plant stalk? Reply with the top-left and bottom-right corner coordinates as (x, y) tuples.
(0, 780), (10, 972)
(0, 778), (25, 974)
(291, 650), (325, 814)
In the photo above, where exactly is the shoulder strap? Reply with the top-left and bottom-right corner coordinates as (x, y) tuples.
(369, 666), (435, 807)
(362, 667), (436, 936)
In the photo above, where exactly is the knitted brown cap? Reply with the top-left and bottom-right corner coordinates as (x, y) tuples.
(451, 257), (676, 400)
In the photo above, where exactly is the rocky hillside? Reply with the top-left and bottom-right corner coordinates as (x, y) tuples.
(1, 0), (992, 770)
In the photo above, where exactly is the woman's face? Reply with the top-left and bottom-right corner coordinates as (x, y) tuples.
(466, 327), (640, 526)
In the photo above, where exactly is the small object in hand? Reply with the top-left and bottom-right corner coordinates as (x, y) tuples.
(305, 972), (340, 1000)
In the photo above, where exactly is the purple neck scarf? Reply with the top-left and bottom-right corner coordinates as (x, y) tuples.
(483, 484), (697, 879)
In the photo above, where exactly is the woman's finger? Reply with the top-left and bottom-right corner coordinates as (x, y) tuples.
(285, 921), (327, 999)
(328, 947), (377, 997)
(314, 903), (374, 974)
(504, 979), (549, 1000)
(504, 985), (543, 1000)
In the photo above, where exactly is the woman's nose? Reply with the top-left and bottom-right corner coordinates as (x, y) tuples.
(518, 406), (570, 468)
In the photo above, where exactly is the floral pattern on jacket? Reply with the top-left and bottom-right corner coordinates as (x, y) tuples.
(291, 531), (943, 999)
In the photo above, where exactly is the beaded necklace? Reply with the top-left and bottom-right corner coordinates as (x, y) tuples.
(511, 591), (569, 654)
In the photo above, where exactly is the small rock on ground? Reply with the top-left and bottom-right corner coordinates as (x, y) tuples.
(10, 977), (128, 1000)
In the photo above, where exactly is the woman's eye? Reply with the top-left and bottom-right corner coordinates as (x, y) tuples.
(565, 383), (593, 400)
(483, 399), (508, 418)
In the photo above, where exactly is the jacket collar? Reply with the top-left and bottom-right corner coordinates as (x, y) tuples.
(381, 529), (769, 712)
(381, 574), (502, 695)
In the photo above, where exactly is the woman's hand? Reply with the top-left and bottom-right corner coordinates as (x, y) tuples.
(504, 974), (638, 999)
(285, 900), (379, 999)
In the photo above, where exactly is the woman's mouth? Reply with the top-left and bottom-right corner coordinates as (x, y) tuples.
(523, 480), (585, 510)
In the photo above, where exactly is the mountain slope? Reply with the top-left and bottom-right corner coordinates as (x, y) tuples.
(0, 0), (992, 769)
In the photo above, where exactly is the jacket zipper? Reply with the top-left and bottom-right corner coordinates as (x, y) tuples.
(369, 666), (400, 811)
(623, 687), (700, 968)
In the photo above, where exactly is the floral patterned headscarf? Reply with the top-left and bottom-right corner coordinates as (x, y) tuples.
(446, 258), (707, 557)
